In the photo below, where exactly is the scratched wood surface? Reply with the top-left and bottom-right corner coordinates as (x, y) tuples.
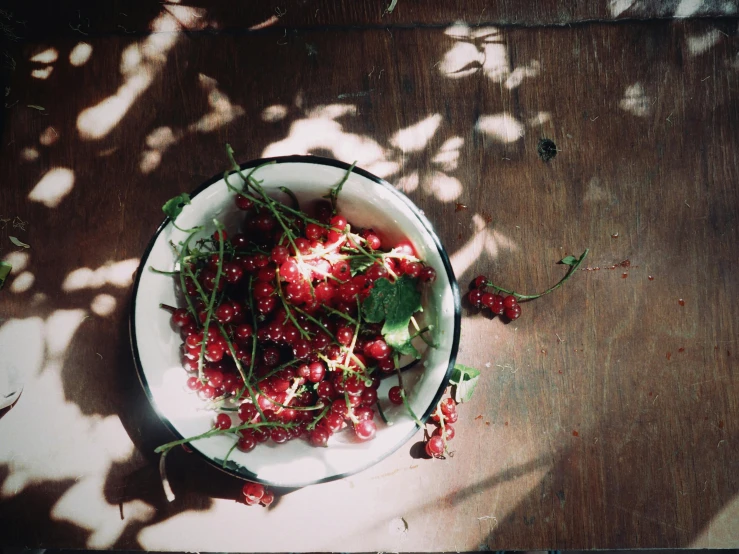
(1, 0), (737, 38)
(1, 4), (739, 551)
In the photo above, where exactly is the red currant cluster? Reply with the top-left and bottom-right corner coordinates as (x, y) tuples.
(165, 189), (436, 452)
(242, 482), (274, 507)
(467, 275), (522, 320)
(425, 396), (458, 457)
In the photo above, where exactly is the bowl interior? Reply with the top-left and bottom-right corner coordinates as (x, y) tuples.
(131, 157), (460, 487)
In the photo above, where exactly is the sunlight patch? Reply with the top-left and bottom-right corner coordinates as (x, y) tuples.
(262, 104), (289, 122)
(423, 171), (462, 202)
(444, 22), (470, 39)
(10, 271), (34, 293)
(439, 42), (483, 78)
(687, 30), (722, 56)
(306, 104), (357, 120)
(505, 61), (540, 90)
(28, 168), (75, 208)
(674, 0), (703, 17)
(90, 294), (117, 317)
(69, 42), (93, 66)
(0, 318), (44, 412)
(475, 114), (524, 143)
(77, 11), (180, 140)
(188, 74), (245, 133)
(31, 66), (53, 80)
(2, 251), (29, 274)
(30, 48), (58, 64)
(431, 136), (463, 172)
(62, 258), (139, 291)
(45, 309), (88, 359)
(390, 114), (442, 153)
(482, 41), (508, 82)
(39, 126), (59, 146)
(619, 83), (650, 117)
(263, 117), (386, 167)
(396, 171), (420, 194)
(21, 147), (39, 162)
(609, 0), (635, 17)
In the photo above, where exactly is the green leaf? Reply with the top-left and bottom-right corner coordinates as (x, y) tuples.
(0, 261), (11, 290)
(349, 256), (375, 277)
(449, 363), (481, 403)
(9, 236), (29, 249)
(362, 275), (422, 358)
(162, 193), (191, 220)
(558, 255), (578, 266)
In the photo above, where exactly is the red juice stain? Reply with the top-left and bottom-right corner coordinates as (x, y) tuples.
(504, 421), (509, 426)
(455, 203), (468, 212)
(679, 299), (685, 306)
(622, 273), (628, 279)
(719, 420), (725, 429)
(619, 259), (631, 268)
(648, 275), (654, 281)
(678, 347), (685, 353)
(649, 391), (653, 396)
(485, 421), (490, 426)
(666, 352), (672, 360)
(572, 430), (579, 437)
(475, 415), (483, 420)
(558, 370), (563, 374)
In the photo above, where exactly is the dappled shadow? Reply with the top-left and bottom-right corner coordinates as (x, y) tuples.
(1, 8), (738, 549)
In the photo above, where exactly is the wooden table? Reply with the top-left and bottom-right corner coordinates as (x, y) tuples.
(1, 1), (738, 550)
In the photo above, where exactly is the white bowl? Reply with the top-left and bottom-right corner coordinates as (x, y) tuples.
(129, 156), (461, 487)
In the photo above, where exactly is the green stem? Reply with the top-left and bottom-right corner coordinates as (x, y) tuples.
(151, 267), (180, 276)
(195, 220), (226, 381)
(306, 404), (331, 431)
(221, 440), (239, 469)
(394, 353), (423, 427)
(293, 306), (337, 343)
(486, 249), (590, 301)
(329, 162), (356, 214)
(410, 319), (435, 348)
(154, 421), (292, 454)
(323, 305), (359, 326)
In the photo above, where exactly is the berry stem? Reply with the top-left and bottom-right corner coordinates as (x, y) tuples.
(329, 162), (357, 214)
(293, 306), (337, 343)
(485, 249), (589, 301)
(159, 303), (177, 314)
(409, 319), (435, 347)
(154, 421), (295, 454)
(394, 354), (423, 427)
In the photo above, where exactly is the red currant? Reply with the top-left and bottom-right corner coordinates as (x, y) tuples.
(504, 304), (522, 320)
(309, 427), (330, 447)
(425, 435), (444, 457)
(354, 420), (376, 441)
(468, 289), (484, 308)
(388, 386), (404, 405)
(214, 413), (231, 430)
(235, 194), (254, 211)
(242, 482), (265, 503)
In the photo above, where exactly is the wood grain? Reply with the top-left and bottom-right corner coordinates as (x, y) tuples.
(1, 9), (738, 551)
